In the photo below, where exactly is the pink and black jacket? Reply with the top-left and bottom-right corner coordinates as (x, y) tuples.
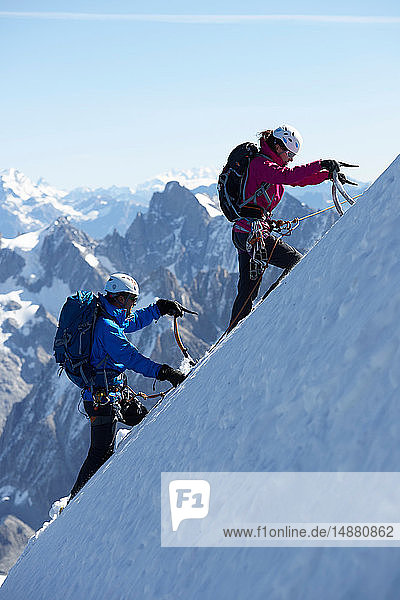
(233, 139), (330, 235)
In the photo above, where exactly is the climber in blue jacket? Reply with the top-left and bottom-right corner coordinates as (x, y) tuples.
(69, 272), (185, 501)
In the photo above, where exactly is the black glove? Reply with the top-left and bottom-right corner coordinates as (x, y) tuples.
(156, 299), (184, 318)
(320, 159), (340, 173)
(336, 172), (358, 186)
(157, 364), (186, 387)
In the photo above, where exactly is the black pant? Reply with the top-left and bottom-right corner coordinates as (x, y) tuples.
(69, 396), (148, 500)
(228, 230), (302, 330)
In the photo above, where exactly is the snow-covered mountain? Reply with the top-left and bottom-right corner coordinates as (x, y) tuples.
(1, 156), (399, 598)
(0, 169), (69, 237)
(0, 179), (337, 574)
(134, 166), (219, 194)
(0, 169), (149, 239)
(0, 219), (111, 456)
(1, 166), (362, 240)
(0, 168), (219, 240)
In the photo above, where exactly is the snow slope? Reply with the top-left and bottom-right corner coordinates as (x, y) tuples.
(1, 156), (400, 599)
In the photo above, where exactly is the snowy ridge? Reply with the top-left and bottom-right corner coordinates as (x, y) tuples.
(1, 229), (44, 252)
(0, 291), (39, 346)
(0, 167), (220, 239)
(2, 157), (400, 598)
(134, 166), (219, 194)
(0, 168), (67, 203)
(194, 192), (221, 217)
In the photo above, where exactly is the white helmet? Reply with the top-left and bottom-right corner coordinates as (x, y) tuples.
(273, 124), (303, 154)
(104, 273), (139, 297)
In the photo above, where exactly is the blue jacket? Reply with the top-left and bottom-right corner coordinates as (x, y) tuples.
(83, 295), (162, 401)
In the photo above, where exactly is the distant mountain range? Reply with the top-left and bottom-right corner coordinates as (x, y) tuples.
(0, 166), (369, 239)
(0, 167), (220, 239)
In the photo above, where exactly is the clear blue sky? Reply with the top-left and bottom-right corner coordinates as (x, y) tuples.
(0, 0), (399, 189)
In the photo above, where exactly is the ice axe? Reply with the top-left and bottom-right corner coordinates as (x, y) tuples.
(172, 303), (198, 367)
(338, 161), (359, 168)
(337, 162), (359, 186)
(179, 304), (198, 316)
(331, 164), (359, 215)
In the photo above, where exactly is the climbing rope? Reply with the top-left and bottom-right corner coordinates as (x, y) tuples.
(294, 192), (363, 223)
(132, 386), (173, 412)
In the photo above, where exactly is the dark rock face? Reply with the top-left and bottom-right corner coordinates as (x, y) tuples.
(38, 218), (109, 293)
(100, 182), (234, 285)
(0, 515), (34, 575)
(0, 250), (25, 283)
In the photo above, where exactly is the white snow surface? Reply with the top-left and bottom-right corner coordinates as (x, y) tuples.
(2, 157), (400, 599)
(194, 192), (222, 218)
(0, 222), (74, 318)
(0, 168), (67, 203)
(71, 241), (100, 268)
(0, 290), (39, 344)
(1, 228), (45, 252)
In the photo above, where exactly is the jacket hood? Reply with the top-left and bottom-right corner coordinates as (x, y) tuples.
(260, 138), (284, 167)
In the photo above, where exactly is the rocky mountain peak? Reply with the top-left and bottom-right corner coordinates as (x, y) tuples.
(148, 181), (210, 223)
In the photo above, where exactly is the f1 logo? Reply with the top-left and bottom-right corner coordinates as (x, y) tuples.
(169, 480), (211, 531)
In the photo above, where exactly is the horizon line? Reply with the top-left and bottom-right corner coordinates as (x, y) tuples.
(0, 12), (399, 24)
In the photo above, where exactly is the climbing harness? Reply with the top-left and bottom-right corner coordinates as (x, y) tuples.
(246, 217), (300, 280)
(247, 220), (268, 280)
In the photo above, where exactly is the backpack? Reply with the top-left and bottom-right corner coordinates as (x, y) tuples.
(53, 291), (99, 389)
(217, 142), (260, 222)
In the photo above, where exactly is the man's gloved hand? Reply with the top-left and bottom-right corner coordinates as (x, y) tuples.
(337, 172), (347, 184)
(320, 159), (340, 173)
(157, 364), (186, 387)
(156, 299), (184, 318)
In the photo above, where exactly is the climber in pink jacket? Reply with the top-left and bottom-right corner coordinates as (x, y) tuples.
(229, 124), (339, 330)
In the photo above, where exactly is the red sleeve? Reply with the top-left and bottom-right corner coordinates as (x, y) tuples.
(251, 158), (330, 187)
